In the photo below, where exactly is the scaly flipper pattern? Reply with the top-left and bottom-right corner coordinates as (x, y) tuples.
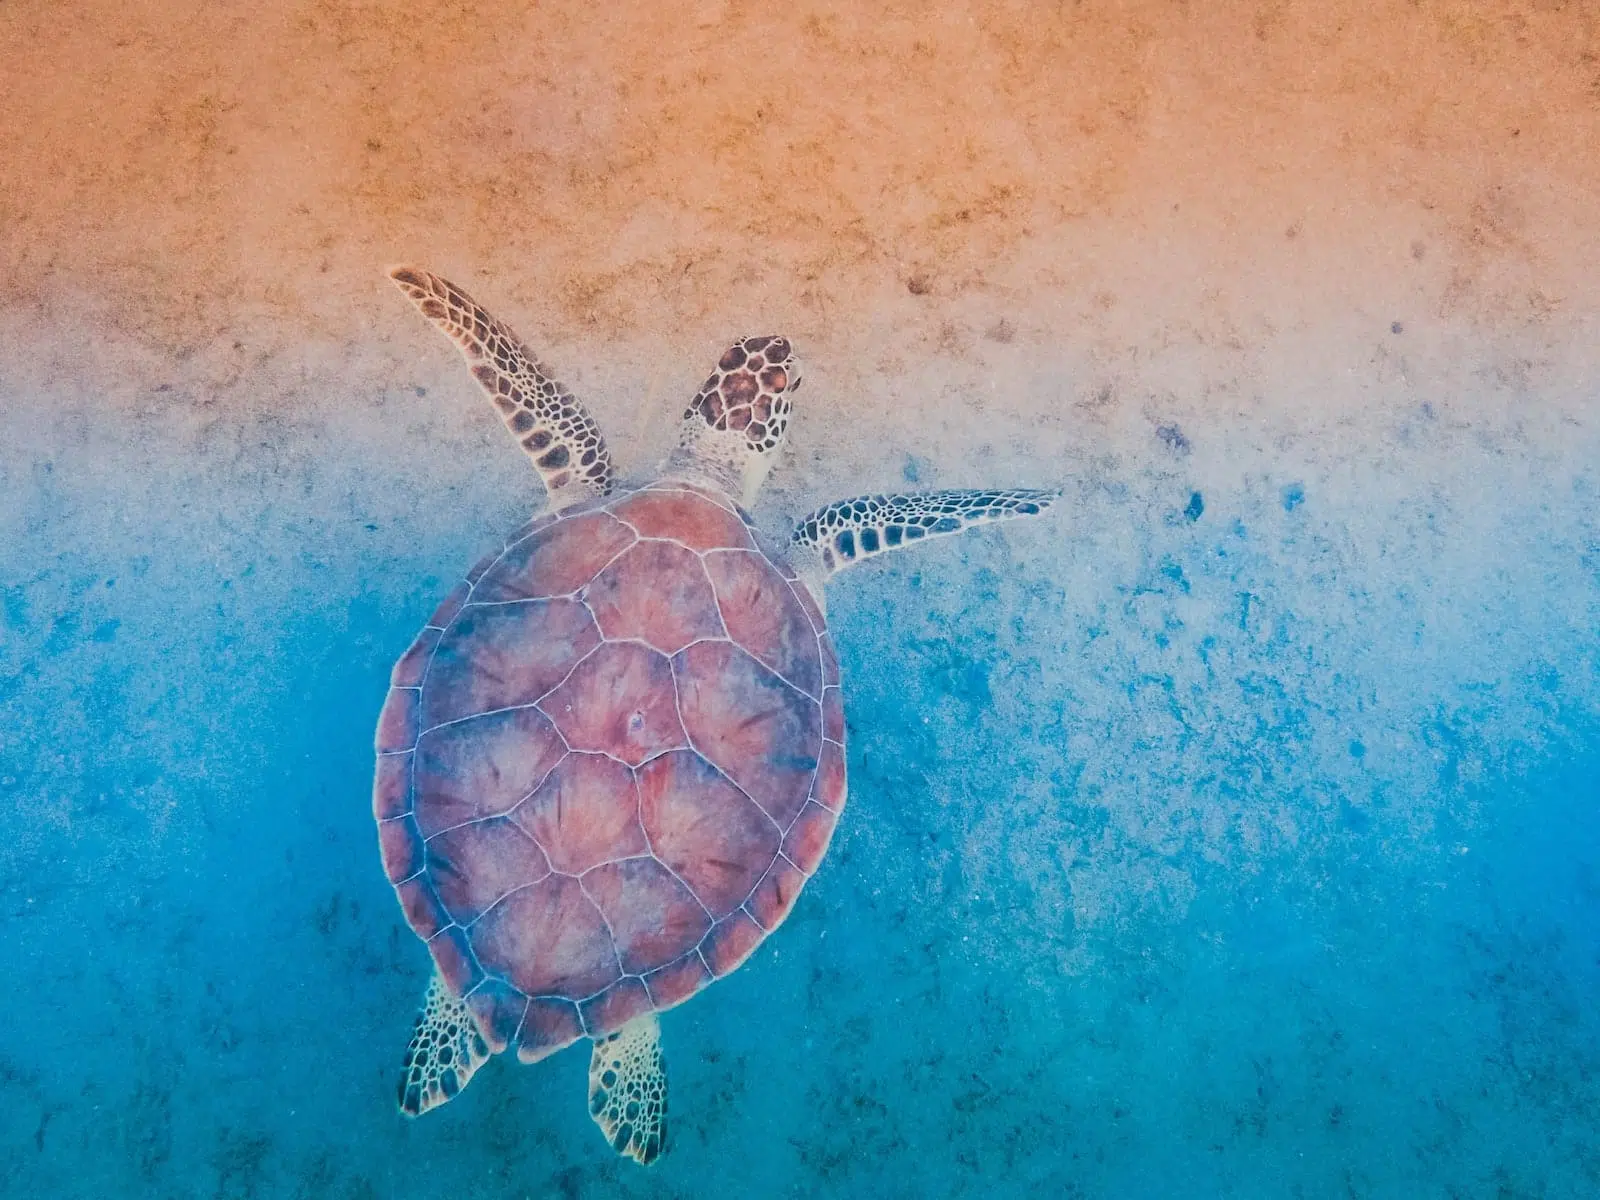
(398, 972), (491, 1117)
(389, 266), (614, 509)
(587, 1014), (667, 1166)
(791, 488), (1061, 579)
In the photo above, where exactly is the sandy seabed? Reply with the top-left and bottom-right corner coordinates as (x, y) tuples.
(1, 1), (1597, 1196)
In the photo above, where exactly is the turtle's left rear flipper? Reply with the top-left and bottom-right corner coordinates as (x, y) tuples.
(790, 488), (1061, 580)
(397, 971), (490, 1117)
(388, 266), (615, 511)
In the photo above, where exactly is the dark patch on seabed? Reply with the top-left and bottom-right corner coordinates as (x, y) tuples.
(2, 404), (1598, 1200)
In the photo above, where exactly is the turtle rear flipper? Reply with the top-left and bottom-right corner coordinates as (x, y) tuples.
(588, 1014), (667, 1166)
(389, 266), (615, 510)
(791, 488), (1062, 581)
(398, 972), (491, 1117)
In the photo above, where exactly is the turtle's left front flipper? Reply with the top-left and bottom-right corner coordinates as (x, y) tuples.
(791, 488), (1061, 580)
(388, 266), (615, 510)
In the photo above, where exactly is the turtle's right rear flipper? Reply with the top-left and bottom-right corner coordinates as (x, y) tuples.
(588, 1014), (667, 1166)
(790, 488), (1061, 580)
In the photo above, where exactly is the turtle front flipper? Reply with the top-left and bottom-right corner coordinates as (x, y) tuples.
(388, 266), (615, 510)
(398, 971), (491, 1117)
(790, 488), (1061, 581)
(587, 1014), (667, 1166)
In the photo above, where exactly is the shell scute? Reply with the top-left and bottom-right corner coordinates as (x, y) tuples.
(502, 510), (561, 549)
(704, 549), (823, 699)
(672, 640), (820, 829)
(421, 598), (599, 727)
(391, 628), (441, 687)
(637, 749), (779, 918)
(513, 753), (648, 875)
(396, 875), (448, 940)
(782, 801), (840, 876)
(413, 707), (567, 838)
(609, 487), (755, 552)
(476, 511), (635, 602)
(376, 687), (419, 753)
(702, 910), (765, 978)
(471, 874), (621, 999)
(515, 998), (585, 1064)
(584, 856), (712, 974)
(821, 686), (845, 743)
(813, 739), (847, 815)
(819, 632), (841, 688)
(585, 540), (724, 653)
(643, 478), (741, 513)
(539, 640), (686, 766)
(378, 814), (425, 884)
(426, 816), (552, 925)
(645, 953), (712, 1010)
(465, 980), (527, 1054)
(579, 977), (655, 1039)
(429, 924), (485, 997)
(373, 751), (411, 820)
(747, 854), (807, 931)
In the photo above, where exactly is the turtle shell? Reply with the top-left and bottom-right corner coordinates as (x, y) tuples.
(373, 480), (847, 1064)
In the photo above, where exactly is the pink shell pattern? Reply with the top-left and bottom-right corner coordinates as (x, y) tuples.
(372, 480), (847, 1063)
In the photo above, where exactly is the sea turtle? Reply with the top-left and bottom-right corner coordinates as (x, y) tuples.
(372, 266), (1058, 1165)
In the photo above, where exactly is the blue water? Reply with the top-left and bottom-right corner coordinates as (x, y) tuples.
(2, 372), (1597, 1198)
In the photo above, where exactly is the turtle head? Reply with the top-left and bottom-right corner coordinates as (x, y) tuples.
(666, 335), (802, 506)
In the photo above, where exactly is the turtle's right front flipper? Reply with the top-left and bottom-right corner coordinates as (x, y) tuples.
(790, 488), (1061, 580)
(389, 266), (615, 510)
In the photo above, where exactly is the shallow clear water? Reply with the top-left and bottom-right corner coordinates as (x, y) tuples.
(4, 2), (1600, 1192)
(2, 367), (1596, 1197)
